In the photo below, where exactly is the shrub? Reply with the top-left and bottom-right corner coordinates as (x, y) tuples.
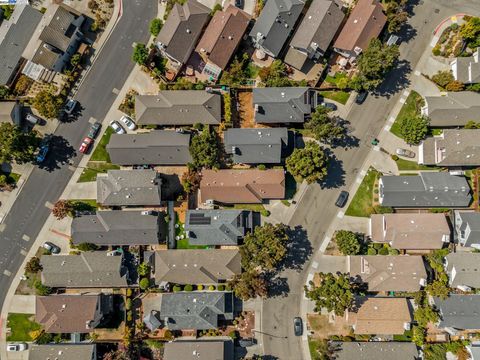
(184, 284), (193, 292)
(389, 248), (400, 255)
(225, 284), (232, 291)
(373, 243), (383, 250)
(208, 285), (215, 291)
(197, 284), (204, 290)
(217, 284), (225, 291)
(76, 243), (98, 252)
(34, 280), (53, 296)
(432, 45), (441, 56)
(125, 298), (132, 310)
(378, 247), (389, 255)
(25, 256), (42, 274)
(257, 164), (266, 170)
(445, 80), (465, 91)
(391, 154), (399, 161)
(149, 18), (163, 37)
(335, 230), (361, 255)
(432, 70), (454, 88)
(139, 277), (150, 290)
(173, 285), (182, 292)
(229, 330), (237, 339)
(126, 288), (133, 297)
(374, 205), (394, 214)
(367, 248), (377, 255)
(127, 310), (133, 322)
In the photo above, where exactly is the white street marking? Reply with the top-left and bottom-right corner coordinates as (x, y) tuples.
(311, 261), (318, 269)
(337, 211), (345, 219)
(22, 234), (30, 242)
(3, 270), (11, 277)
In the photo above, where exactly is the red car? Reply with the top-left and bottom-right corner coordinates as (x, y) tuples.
(79, 137), (93, 154)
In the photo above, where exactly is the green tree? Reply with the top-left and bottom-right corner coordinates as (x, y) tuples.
(189, 127), (221, 169)
(220, 53), (251, 86)
(286, 141), (329, 184)
(149, 18), (163, 37)
(132, 43), (149, 65)
(385, 1), (408, 33)
(426, 279), (449, 300)
(229, 270), (268, 300)
(0, 86), (9, 100)
(34, 280), (53, 296)
(399, 115), (429, 145)
(70, 53), (82, 67)
(181, 168), (202, 193)
(76, 243), (98, 251)
(25, 256), (42, 274)
(351, 38), (399, 90)
(0, 123), (40, 164)
(460, 16), (480, 48)
(412, 325), (425, 346)
(139, 277), (150, 290)
(32, 90), (63, 119)
(304, 273), (355, 316)
(305, 106), (345, 144)
(465, 120), (480, 129)
(211, 3), (222, 15)
(414, 304), (439, 328)
(240, 223), (289, 272)
(258, 60), (305, 87)
(137, 262), (151, 277)
(335, 230), (361, 255)
(431, 70), (455, 88)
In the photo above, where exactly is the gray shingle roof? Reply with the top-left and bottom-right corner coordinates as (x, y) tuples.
(96, 169), (161, 206)
(423, 92), (480, 127)
(0, 5), (43, 85)
(224, 128), (288, 164)
(156, 0), (210, 65)
(456, 211), (480, 247)
(160, 292), (234, 330)
(446, 252), (480, 289)
(379, 172), (472, 208)
(106, 131), (192, 166)
(420, 129), (480, 166)
(185, 209), (253, 245)
(135, 91), (222, 126)
(249, 0), (304, 57)
(40, 252), (130, 288)
(29, 345), (96, 360)
(434, 294), (480, 330)
(164, 340), (234, 360)
(253, 87), (314, 123)
(452, 49), (480, 84)
(71, 211), (165, 246)
(38, 5), (76, 52)
(330, 341), (419, 360)
(154, 249), (241, 284)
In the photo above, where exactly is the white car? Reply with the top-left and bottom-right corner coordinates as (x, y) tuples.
(7, 343), (27, 352)
(109, 120), (126, 134)
(120, 115), (137, 130)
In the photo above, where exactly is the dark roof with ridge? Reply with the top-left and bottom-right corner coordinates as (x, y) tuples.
(434, 294), (480, 330)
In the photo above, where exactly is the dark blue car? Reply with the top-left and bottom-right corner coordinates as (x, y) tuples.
(36, 135), (52, 163)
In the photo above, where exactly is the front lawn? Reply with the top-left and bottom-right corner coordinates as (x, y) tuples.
(69, 199), (98, 212)
(318, 91), (350, 105)
(345, 167), (380, 217)
(324, 72), (347, 86)
(395, 158), (440, 171)
(308, 337), (330, 360)
(390, 91), (423, 138)
(7, 313), (41, 341)
(78, 162), (120, 182)
(90, 127), (114, 162)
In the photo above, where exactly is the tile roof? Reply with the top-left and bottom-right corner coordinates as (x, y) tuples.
(330, 341), (419, 360)
(434, 294), (480, 330)
(164, 340), (234, 360)
(200, 169), (285, 203)
(446, 252), (480, 289)
(29, 344), (96, 360)
(422, 92), (480, 127)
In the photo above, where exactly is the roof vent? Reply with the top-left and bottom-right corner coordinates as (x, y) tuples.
(186, 28), (191, 34)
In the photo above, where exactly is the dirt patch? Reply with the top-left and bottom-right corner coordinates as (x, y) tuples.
(307, 314), (351, 340)
(237, 92), (255, 128)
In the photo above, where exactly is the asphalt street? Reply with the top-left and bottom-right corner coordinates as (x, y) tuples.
(0, 0), (156, 313)
(260, 1), (480, 359)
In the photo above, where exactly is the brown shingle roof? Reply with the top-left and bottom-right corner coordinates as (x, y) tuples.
(200, 169), (285, 204)
(196, 5), (250, 69)
(333, 0), (386, 53)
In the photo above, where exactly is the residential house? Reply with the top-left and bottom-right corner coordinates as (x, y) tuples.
(195, 5), (250, 80)
(348, 255), (427, 292)
(185, 209), (254, 246)
(106, 131), (192, 166)
(421, 92), (480, 127)
(135, 91), (222, 126)
(333, 0), (386, 61)
(346, 297), (412, 335)
(434, 295), (480, 335)
(445, 252), (480, 290)
(0, 5), (43, 86)
(224, 127), (288, 164)
(419, 129), (480, 166)
(40, 252), (132, 288)
(369, 213), (450, 251)
(29, 344), (96, 360)
(96, 169), (162, 207)
(378, 172), (472, 208)
(200, 169), (285, 204)
(249, 0), (304, 58)
(158, 292), (234, 330)
(156, 0), (210, 70)
(454, 210), (480, 248)
(0, 101), (22, 126)
(451, 48), (480, 84)
(153, 249), (241, 285)
(163, 340), (234, 360)
(330, 342), (419, 360)
(71, 211), (166, 246)
(35, 294), (113, 333)
(284, 0), (344, 72)
(253, 87), (318, 124)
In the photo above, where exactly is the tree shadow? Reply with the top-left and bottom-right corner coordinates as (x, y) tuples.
(280, 225), (313, 272)
(330, 117), (360, 150)
(267, 275), (290, 298)
(37, 135), (76, 172)
(320, 150), (345, 189)
(59, 104), (85, 123)
(374, 59), (412, 98)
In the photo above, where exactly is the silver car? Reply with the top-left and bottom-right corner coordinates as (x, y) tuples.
(120, 115), (137, 130)
(109, 120), (126, 134)
(396, 148), (415, 158)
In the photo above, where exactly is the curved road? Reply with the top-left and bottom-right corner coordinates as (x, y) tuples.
(0, 0), (156, 313)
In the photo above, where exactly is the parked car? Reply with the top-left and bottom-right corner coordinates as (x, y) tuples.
(396, 148), (415, 158)
(7, 343), (27, 352)
(79, 136), (93, 154)
(355, 91), (368, 104)
(25, 113), (41, 125)
(109, 120), (126, 134)
(36, 135), (52, 163)
(64, 99), (78, 115)
(293, 317), (303, 336)
(320, 101), (337, 111)
(43, 242), (61, 254)
(120, 115), (137, 130)
(88, 122), (102, 139)
(335, 191), (349, 208)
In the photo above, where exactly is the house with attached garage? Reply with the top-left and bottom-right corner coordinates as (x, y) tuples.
(253, 87), (319, 124)
(451, 47), (480, 84)
(433, 295), (480, 335)
(454, 210), (480, 248)
(71, 210), (167, 247)
(378, 172), (472, 208)
(445, 252), (480, 291)
(284, 0), (344, 73)
(249, 0), (304, 59)
(134, 91), (222, 126)
(29, 344), (97, 360)
(224, 127), (289, 164)
(419, 129), (480, 166)
(421, 92), (480, 127)
(369, 213), (450, 251)
(184, 209), (254, 246)
(329, 341), (419, 360)
(106, 131), (192, 166)
(163, 340), (234, 360)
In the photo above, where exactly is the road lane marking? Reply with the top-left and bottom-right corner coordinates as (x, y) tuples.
(384, 124), (391, 131)
(414, 70), (421, 76)
(3, 270), (11, 277)
(388, 116), (395, 123)
(360, 170), (366, 176)
(356, 176), (363, 184)
(337, 211), (345, 219)
(20, 250), (27, 256)
(22, 234), (30, 242)
(112, 88), (119, 95)
(312, 261), (318, 269)
(320, 236), (331, 252)
(373, 146), (380, 152)
(45, 201), (53, 209)
(399, 97), (406, 104)
(402, 90), (410, 97)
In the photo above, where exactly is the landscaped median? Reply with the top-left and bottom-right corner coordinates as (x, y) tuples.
(389, 90), (424, 139)
(345, 167), (381, 218)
